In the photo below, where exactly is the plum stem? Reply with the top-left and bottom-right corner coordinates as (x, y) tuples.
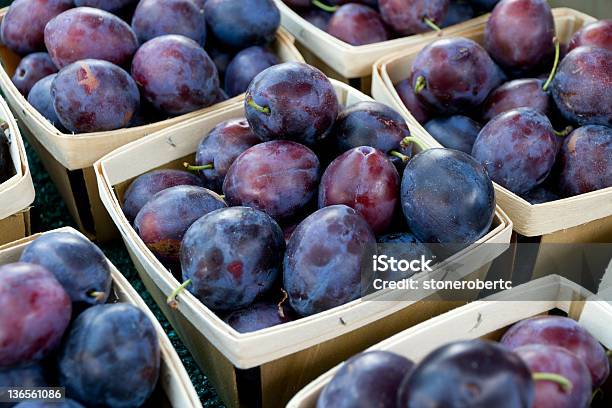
(184, 162), (213, 171)
(246, 96), (271, 116)
(542, 37), (560, 92)
(312, 0), (338, 12)
(423, 17), (442, 32)
(400, 136), (428, 152)
(167, 279), (192, 309)
(414, 76), (426, 94)
(389, 150), (410, 163)
(553, 126), (573, 138)
(278, 289), (289, 318)
(87, 290), (106, 302)
(533, 372), (572, 392)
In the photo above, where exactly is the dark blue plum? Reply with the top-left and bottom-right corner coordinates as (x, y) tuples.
(568, 20), (612, 52)
(424, 115), (481, 154)
(318, 351), (414, 408)
(134, 186), (227, 264)
(14, 400), (86, 408)
(397, 340), (534, 407)
(482, 78), (550, 122)
(472, 108), (557, 194)
(180, 206), (285, 311)
(205, 0), (280, 49)
(1, 364), (47, 408)
(0, 263), (71, 368)
(441, 1), (475, 28)
(27, 74), (64, 130)
(123, 169), (204, 222)
(245, 62), (339, 146)
(223, 300), (295, 333)
(284, 205), (376, 317)
(223, 140), (320, 222)
(556, 125), (612, 197)
(520, 186), (559, 204)
(131, 0), (207, 45)
(401, 148), (495, 246)
(11, 52), (57, 96)
(20, 231), (112, 307)
(377, 232), (436, 281)
(551, 46), (612, 127)
(59, 304), (159, 408)
(224, 46), (279, 97)
(193, 118), (261, 192)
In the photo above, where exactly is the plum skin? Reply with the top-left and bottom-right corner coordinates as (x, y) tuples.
(379, 0), (450, 35)
(327, 4), (388, 46)
(223, 301), (295, 333)
(181, 206), (285, 312)
(224, 46), (279, 97)
(283, 205), (376, 317)
(0, 263), (72, 368)
(0, 364), (47, 408)
(131, 0), (207, 45)
(11, 53), (57, 96)
(27, 74), (64, 129)
(394, 79), (430, 124)
(424, 115), (481, 154)
(58, 303), (160, 408)
(482, 78), (550, 122)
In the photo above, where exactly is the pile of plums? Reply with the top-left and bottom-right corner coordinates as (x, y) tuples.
(0, 130), (14, 184)
(317, 315), (610, 408)
(3, 0), (282, 133)
(0, 232), (161, 408)
(396, 0), (611, 202)
(123, 61), (496, 333)
(283, 0), (501, 46)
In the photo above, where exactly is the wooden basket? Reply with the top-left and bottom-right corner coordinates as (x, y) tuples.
(0, 96), (34, 245)
(273, 0), (494, 91)
(0, 227), (202, 408)
(95, 80), (513, 408)
(288, 274), (612, 407)
(0, 7), (303, 241)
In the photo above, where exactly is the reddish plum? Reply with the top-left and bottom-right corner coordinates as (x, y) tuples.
(471, 108), (557, 194)
(180, 206), (285, 311)
(223, 140), (320, 221)
(283, 205), (376, 316)
(424, 115), (480, 154)
(0, 263), (71, 368)
(134, 185), (226, 264)
(501, 315), (610, 387)
(223, 301), (295, 333)
(327, 4), (388, 46)
(482, 79), (550, 122)
(245, 62), (339, 146)
(319, 146), (399, 234)
(568, 20), (612, 52)
(394, 79), (430, 124)
(224, 47), (279, 97)
(132, 35), (220, 115)
(11, 53), (57, 96)
(27, 74), (64, 130)
(556, 125), (612, 197)
(131, 0), (207, 45)
(379, 0), (450, 35)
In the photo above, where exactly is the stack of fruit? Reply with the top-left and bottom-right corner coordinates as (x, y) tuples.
(0, 232), (161, 408)
(283, 0), (501, 46)
(395, 0), (611, 203)
(1, 0), (283, 133)
(121, 61), (498, 333)
(317, 315), (610, 407)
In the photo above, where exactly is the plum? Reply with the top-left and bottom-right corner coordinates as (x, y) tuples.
(521, 187), (559, 204)
(299, 8), (331, 31)
(134, 186), (226, 264)
(179, 206), (285, 311)
(11, 53), (57, 96)
(472, 108), (558, 194)
(410, 37), (505, 114)
(245, 62), (339, 146)
(500, 315), (610, 387)
(205, 0), (280, 49)
(377, 232), (436, 281)
(401, 148), (495, 247)
(14, 401), (85, 408)
(551, 46), (612, 127)
(223, 300), (295, 333)
(27, 74), (64, 130)
(327, 4), (388, 46)
(223, 140), (320, 221)
(206, 38), (234, 80)
(482, 79), (550, 122)
(58, 303), (160, 408)
(484, 0), (555, 73)
(379, 0), (449, 35)
(556, 125), (612, 197)
(131, 0), (207, 45)
(44, 7), (139, 69)
(568, 20), (612, 52)
(191, 118), (260, 192)
(319, 146), (399, 234)
(20, 231), (112, 307)
(515, 344), (592, 408)
(74, 0), (136, 13)
(0, 133), (14, 184)
(0, 364), (47, 408)
(394, 79), (430, 124)
(0, 0), (72, 55)
(0, 263), (71, 368)
(132, 35), (220, 115)
(424, 115), (480, 154)
(224, 46), (279, 97)
(52, 59), (140, 133)
(284, 205), (376, 316)
(441, 1), (475, 27)
(397, 340), (534, 407)
(318, 351), (414, 408)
